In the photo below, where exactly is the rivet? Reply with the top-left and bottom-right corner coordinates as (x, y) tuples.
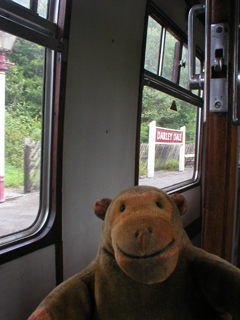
(214, 101), (222, 109)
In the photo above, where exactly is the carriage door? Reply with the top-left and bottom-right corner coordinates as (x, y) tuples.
(189, 0), (240, 264)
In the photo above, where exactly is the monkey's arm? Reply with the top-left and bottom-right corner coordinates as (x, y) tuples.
(28, 265), (95, 320)
(193, 248), (240, 319)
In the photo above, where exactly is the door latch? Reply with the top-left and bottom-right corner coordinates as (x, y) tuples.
(210, 23), (229, 113)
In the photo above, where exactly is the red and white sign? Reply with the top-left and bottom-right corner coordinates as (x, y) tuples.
(155, 128), (183, 144)
(147, 121), (186, 177)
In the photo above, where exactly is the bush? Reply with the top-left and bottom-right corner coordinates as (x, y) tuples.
(5, 111), (41, 169)
(165, 159), (179, 171)
(155, 158), (166, 171)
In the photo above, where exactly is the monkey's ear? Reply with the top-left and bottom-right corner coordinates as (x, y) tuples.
(94, 198), (112, 220)
(171, 194), (187, 216)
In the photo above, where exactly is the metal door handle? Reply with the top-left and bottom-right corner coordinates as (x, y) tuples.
(188, 4), (205, 90)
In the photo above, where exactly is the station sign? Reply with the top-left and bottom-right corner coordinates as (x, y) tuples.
(147, 121), (186, 177)
(155, 128), (184, 144)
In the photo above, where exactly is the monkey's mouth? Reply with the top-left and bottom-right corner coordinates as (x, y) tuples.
(116, 239), (175, 260)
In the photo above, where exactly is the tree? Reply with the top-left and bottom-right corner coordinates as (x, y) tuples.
(6, 38), (44, 119)
(4, 37), (44, 169)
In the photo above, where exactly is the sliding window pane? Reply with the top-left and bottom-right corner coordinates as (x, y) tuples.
(38, 0), (48, 18)
(179, 45), (188, 88)
(10, 0), (49, 18)
(162, 31), (178, 81)
(144, 17), (162, 74)
(0, 35), (44, 238)
(11, 0), (29, 8)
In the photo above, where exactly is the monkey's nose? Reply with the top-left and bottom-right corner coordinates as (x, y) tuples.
(134, 228), (153, 253)
(135, 228), (152, 238)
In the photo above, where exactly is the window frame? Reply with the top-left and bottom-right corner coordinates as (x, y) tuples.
(135, 3), (204, 192)
(0, 0), (71, 274)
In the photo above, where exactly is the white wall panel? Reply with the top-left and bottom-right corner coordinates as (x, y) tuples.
(62, 0), (147, 279)
(0, 245), (55, 320)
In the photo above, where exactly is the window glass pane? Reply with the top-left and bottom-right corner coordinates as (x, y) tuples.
(0, 34), (44, 238)
(196, 57), (201, 74)
(179, 45), (188, 88)
(10, 0), (49, 18)
(139, 86), (197, 189)
(11, 0), (30, 8)
(162, 31), (178, 80)
(144, 17), (162, 74)
(179, 47), (202, 97)
(191, 57), (202, 96)
(38, 0), (48, 18)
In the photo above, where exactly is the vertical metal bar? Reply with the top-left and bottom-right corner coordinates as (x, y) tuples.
(30, 0), (38, 13)
(233, 0), (240, 123)
(172, 41), (182, 84)
(158, 27), (166, 77)
(24, 138), (31, 193)
(188, 4), (205, 89)
(203, 0), (209, 123)
(157, 26), (163, 76)
(188, 6), (196, 83)
(48, 0), (59, 22)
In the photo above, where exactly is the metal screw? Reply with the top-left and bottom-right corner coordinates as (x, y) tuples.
(216, 26), (223, 33)
(214, 101), (222, 109)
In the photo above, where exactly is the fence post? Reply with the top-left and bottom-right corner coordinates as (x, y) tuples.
(148, 121), (156, 177)
(24, 138), (31, 193)
(179, 126), (186, 171)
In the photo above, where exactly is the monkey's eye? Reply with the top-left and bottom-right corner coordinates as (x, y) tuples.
(120, 204), (126, 212)
(156, 201), (163, 209)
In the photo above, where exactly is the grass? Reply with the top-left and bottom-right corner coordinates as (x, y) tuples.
(165, 159), (179, 170)
(155, 158), (166, 171)
(4, 164), (24, 188)
(139, 158), (179, 176)
(139, 160), (148, 176)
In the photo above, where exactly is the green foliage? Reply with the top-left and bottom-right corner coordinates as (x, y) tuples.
(140, 87), (196, 145)
(4, 37), (43, 171)
(162, 31), (176, 80)
(5, 164), (24, 188)
(5, 38), (44, 119)
(139, 158), (179, 176)
(139, 160), (148, 176)
(5, 111), (41, 169)
(144, 17), (162, 73)
(165, 159), (179, 170)
(3, 1), (47, 186)
(155, 158), (166, 171)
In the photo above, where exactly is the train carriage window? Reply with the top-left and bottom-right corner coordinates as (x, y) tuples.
(11, 0), (29, 8)
(0, 0), (67, 254)
(0, 35), (44, 239)
(144, 16), (162, 74)
(162, 31), (178, 80)
(139, 87), (198, 189)
(179, 45), (188, 88)
(10, 0), (50, 18)
(137, 13), (203, 189)
(179, 46), (201, 94)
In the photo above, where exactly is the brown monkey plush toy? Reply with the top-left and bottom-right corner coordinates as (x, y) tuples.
(28, 186), (240, 319)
